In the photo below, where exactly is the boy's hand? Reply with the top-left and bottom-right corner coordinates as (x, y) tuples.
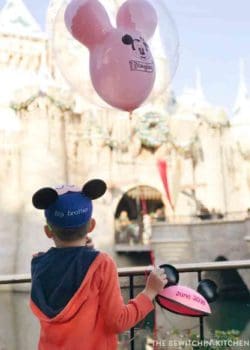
(142, 268), (168, 301)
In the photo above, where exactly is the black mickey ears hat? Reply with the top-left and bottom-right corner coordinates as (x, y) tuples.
(197, 279), (218, 303)
(32, 179), (107, 210)
(82, 179), (107, 200)
(32, 188), (58, 210)
(159, 264), (179, 287)
(32, 179), (107, 228)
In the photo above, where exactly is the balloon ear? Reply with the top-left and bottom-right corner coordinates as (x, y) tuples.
(197, 279), (218, 303)
(116, 0), (158, 39)
(82, 179), (107, 199)
(159, 264), (179, 288)
(32, 188), (58, 209)
(65, 0), (113, 49)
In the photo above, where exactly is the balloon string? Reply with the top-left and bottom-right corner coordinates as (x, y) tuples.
(149, 249), (156, 267)
(149, 249), (158, 350)
(124, 250), (157, 348)
(124, 269), (150, 347)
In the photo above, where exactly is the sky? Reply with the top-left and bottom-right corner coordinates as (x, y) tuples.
(0, 0), (250, 113)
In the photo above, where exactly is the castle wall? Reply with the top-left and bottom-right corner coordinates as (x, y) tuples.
(1, 100), (250, 275)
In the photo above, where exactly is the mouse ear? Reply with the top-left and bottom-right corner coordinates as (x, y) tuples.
(32, 188), (58, 209)
(117, 0), (158, 39)
(65, 0), (113, 49)
(159, 264), (179, 288)
(197, 279), (218, 303)
(82, 179), (107, 199)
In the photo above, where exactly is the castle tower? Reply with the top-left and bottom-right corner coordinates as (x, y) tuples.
(0, 0), (47, 75)
(0, 0), (48, 124)
(0, 0), (70, 275)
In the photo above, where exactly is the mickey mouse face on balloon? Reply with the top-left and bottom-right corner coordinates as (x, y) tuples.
(122, 34), (151, 61)
(156, 264), (218, 317)
(65, 0), (158, 112)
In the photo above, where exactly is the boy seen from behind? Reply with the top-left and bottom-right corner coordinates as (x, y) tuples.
(30, 179), (167, 350)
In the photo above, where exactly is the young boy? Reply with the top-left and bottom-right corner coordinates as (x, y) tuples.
(30, 179), (167, 350)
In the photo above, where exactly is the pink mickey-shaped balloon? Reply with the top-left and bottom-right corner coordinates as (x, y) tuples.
(116, 0), (158, 40)
(65, 0), (157, 112)
(65, 0), (112, 49)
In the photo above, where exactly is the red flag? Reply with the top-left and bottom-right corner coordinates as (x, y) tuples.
(157, 159), (174, 210)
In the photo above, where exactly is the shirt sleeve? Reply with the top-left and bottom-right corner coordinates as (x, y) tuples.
(98, 254), (154, 333)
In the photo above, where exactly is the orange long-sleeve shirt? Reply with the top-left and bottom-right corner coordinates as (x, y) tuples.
(30, 251), (154, 350)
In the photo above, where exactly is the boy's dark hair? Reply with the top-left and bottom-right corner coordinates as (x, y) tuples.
(48, 221), (90, 242)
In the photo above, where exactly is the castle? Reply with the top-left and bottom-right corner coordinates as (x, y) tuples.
(0, 0), (249, 275)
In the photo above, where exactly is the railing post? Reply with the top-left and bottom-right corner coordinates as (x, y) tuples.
(198, 270), (204, 341)
(129, 275), (135, 350)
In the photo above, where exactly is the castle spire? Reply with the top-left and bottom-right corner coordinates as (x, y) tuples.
(178, 68), (208, 112)
(195, 68), (205, 101)
(233, 58), (249, 116)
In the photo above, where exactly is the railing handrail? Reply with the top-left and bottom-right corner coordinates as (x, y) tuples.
(118, 259), (250, 276)
(0, 259), (250, 284)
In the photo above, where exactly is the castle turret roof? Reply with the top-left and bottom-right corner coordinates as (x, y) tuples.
(177, 69), (209, 116)
(0, 0), (45, 38)
(174, 69), (210, 122)
(232, 59), (250, 125)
